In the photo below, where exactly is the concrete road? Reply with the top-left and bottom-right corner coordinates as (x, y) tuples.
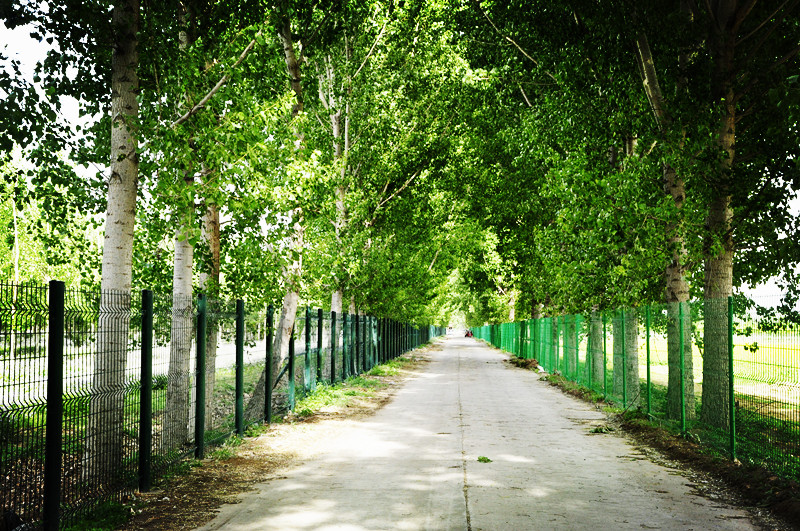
(197, 337), (756, 530)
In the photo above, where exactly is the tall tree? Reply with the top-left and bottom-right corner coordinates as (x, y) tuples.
(86, 0), (140, 481)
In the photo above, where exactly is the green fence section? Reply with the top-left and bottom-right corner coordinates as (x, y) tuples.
(0, 281), (444, 530)
(472, 298), (800, 482)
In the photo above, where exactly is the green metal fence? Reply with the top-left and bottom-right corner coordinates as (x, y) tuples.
(472, 297), (800, 482)
(0, 281), (444, 529)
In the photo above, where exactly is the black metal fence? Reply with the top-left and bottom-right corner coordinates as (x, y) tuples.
(0, 281), (444, 530)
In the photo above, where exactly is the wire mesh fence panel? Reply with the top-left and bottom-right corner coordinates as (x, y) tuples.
(732, 296), (800, 478)
(241, 305), (270, 430)
(61, 288), (141, 526)
(204, 298), (238, 445)
(148, 292), (197, 476)
(585, 313), (604, 395)
(1, 283), (445, 529)
(318, 312), (334, 383)
(0, 282), (49, 525)
(695, 298), (734, 454)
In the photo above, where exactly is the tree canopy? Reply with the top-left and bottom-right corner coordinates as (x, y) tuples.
(1, 0), (798, 327)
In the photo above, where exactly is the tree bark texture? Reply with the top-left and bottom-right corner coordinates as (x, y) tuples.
(635, 26), (695, 421)
(701, 3), (736, 429)
(86, 0), (139, 483)
(164, 192), (194, 449)
(667, 302), (695, 420)
(625, 312), (640, 407)
(612, 312), (623, 396)
(200, 202), (220, 428)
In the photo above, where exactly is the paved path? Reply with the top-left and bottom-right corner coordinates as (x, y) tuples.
(198, 336), (756, 530)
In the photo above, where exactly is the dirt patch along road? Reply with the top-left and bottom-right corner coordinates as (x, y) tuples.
(197, 336), (759, 530)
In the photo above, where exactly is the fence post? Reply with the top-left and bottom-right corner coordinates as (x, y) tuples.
(305, 306), (311, 391)
(235, 299), (245, 435)
(602, 313), (608, 399)
(195, 294), (207, 459)
(330, 311), (337, 384)
(728, 296), (737, 460)
(377, 318), (382, 364)
(44, 280), (65, 531)
(362, 316), (368, 373)
(587, 316), (593, 389)
(354, 313), (360, 375)
(646, 305), (651, 417)
(139, 289), (154, 492)
(265, 304), (274, 423)
(575, 315), (580, 383)
(679, 302), (686, 433)
(558, 317), (562, 375)
(356, 315), (362, 373)
(317, 308), (323, 386)
(368, 317), (374, 369)
(342, 313), (349, 379)
(621, 308), (627, 408)
(288, 327), (296, 411)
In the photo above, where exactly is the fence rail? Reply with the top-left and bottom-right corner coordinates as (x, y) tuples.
(0, 281), (444, 530)
(472, 297), (800, 482)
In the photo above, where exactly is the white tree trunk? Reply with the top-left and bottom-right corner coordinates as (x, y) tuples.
(164, 206), (194, 449)
(10, 201), (18, 359)
(624, 312), (640, 407)
(85, 0), (139, 482)
(244, 227), (303, 421)
(331, 289), (343, 316)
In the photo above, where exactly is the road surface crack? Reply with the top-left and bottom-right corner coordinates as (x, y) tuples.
(457, 349), (472, 531)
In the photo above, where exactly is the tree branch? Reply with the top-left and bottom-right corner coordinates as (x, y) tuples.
(172, 36), (258, 128)
(519, 85), (532, 107)
(472, 0), (558, 83)
(353, 21), (388, 79)
(738, 0), (797, 69)
(377, 169), (419, 210)
(368, 170), (421, 227)
(733, 0), (760, 34)
(737, 0), (791, 44)
(736, 42), (800, 101)
(634, 31), (670, 129)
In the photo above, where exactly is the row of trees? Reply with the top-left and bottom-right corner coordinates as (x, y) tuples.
(3, 0), (474, 480)
(448, 1), (800, 429)
(2, 0), (798, 479)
